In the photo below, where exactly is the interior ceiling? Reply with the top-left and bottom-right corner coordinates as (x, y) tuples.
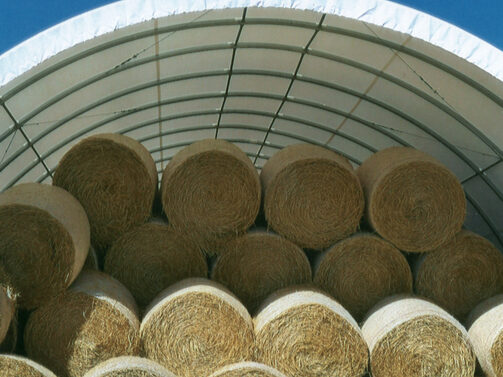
(0, 0), (503, 249)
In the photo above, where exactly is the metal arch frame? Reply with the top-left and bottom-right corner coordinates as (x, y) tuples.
(3, 64), (503, 202)
(0, 11), (502, 243)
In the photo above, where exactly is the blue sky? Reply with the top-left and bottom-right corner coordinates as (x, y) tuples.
(1, 0), (502, 55)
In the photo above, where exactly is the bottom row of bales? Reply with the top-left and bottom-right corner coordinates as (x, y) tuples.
(7, 269), (486, 377)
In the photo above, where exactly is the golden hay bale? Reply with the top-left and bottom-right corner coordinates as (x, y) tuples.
(467, 295), (503, 377)
(53, 133), (157, 251)
(362, 296), (475, 377)
(83, 356), (177, 377)
(415, 230), (503, 321)
(104, 223), (208, 308)
(25, 270), (141, 377)
(356, 147), (466, 252)
(261, 144), (364, 250)
(211, 231), (311, 313)
(254, 289), (368, 377)
(0, 183), (90, 309)
(0, 354), (57, 377)
(209, 362), (288, 377)
(161, 139), (261, 255)
(313, 233), (412, 322)
(141, 278), (254, 377)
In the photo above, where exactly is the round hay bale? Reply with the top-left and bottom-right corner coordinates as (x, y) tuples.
(362, 296), (475, 377)
(415, 230), (503, 321)
(0, 285), (15, 345)
(161, 139), (261, 255)
(260, 144), (364, 250)
(467, 295), (503, 377)
(104, 223), (208, 308)
(53, 133), (157, 251)
(141, 278), (254, 377)
(209, 362), (288, 377)
(83, 356), (177, 377)
(0, 183), (90, 309)
(313, 233), (412, 321)
(211, 231), (311, 313)
(0, 354), (57, 377)
(356, 147), (466, 252)
(254, 289), (368, 377)
(25, 270), (141, 377)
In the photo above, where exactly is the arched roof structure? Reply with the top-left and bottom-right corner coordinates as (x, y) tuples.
(1, 0), (502, 247)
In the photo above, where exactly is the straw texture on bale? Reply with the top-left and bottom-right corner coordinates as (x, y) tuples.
(254, 289), (368, 377)
(53, 133), (157, 251)
(104, 223), (208, 308)
(0, 354), (57, 377)
(415, 230), (503, 321)
(260, 144), (364, 250)
(25, 270), (141, 377)
(141, 278), (254, 377)
(0, 285), (14, 345)
(314, 233), (412, 321)
(357, 147), (466, 252)
(467, 295), (503, 377)
(211, 231), (311, 313)
(0, 183), (90, 309)
(83, 356), (177, 377)
(362, 296), (475, 377)
(209, 362), (288, 377)
(161, 139), (261, 255)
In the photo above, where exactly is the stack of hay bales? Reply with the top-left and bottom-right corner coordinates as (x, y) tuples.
(104, 222), (208, 309)
(0, 354), (57, 377)
(161, 139), (261, 255)
(53, 133), (157, 253)
(0, 183), (90, 309)
(314, 233), (413, 322)
(141, 278), (254, 377)
(261, 144), (364, 250)
(83, 356), (177, 377)
(467, 295), (503, 377)
(25, 270), (141, 377)
(211, 231), (311, 313)
(362, 296), (475, 377)
(254, 288), (368, 377)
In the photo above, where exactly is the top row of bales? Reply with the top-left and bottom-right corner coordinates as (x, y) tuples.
(52, 133), (466, 256)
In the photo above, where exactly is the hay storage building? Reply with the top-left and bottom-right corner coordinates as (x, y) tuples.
(0, 0), (502, 248)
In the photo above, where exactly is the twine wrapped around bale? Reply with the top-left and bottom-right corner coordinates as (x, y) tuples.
(53, 133), (157, 251)
(357, 147), (466, 252)
(25, 270), (141, 377)
(467, 294), (503, 377)
(415, 230), (503, 321)
(314, 233), (412, 322)
(209, 362), (288, 377)
(83, 356), (177, 377)
(254, 289), (368, 377)
(0, 183), (90, 309)
(161, 139), (261, 255)
(141, 278), (254, 377)
(211, 231), (312, 313)
(261, 144), (364, 250)
(0, 354), (57, 377)
(362, 296), (475, 377)
(104, 223), (208, 309)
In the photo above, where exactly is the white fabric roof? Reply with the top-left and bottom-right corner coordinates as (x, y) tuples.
(0, 0), (502, 248)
